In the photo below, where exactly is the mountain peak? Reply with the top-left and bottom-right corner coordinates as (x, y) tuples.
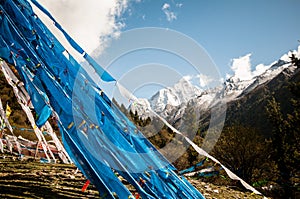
(149, 77), (202, 113)
(130, 46), (300, 120)
(129, 77), (202, 118)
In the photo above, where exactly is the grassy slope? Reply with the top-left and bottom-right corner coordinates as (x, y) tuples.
(0, 155), (266, 199)
(0, 156), (99, 199)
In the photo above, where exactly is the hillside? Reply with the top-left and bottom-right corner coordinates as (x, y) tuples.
(126, 49), (300, 198)
(225, 64), (300, 137)
(2, 54), (298, 198)
(0, 155), (266, 199)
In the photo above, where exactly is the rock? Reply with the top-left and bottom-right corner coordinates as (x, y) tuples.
(69, 175), (75, 179)
(206, 187), (212, 192)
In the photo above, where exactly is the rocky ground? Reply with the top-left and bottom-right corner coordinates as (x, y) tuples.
(189, 179), (266, 199)
(0, 155), (267, 199)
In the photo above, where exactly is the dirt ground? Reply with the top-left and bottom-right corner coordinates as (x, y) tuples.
(0, 155), (266, 199)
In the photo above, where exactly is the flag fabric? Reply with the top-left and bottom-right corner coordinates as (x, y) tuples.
(0, 0), (210, 198)
(5, 103), (11, 118)
(0, 98), (13, 133)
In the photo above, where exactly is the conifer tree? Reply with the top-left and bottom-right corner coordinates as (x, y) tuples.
(212, 125), (269, 184)
(266, 82), (300, 198)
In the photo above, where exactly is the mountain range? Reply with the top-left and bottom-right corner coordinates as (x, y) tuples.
(130, 46), (300, 134)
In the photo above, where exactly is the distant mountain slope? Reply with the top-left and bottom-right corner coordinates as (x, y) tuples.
(130, 46), (300, 136)
(225, 64), (299, 136)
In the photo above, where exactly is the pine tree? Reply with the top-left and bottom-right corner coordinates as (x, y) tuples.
(290, 53), (300, 68)
(266, 82), (300, 198)
(180, 101), (198, 139)
(179, 102), (200, 164)
(212, 125), (270, 184)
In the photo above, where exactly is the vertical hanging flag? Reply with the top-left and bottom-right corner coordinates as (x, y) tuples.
(5, 103), (11, 118)
(0, 98), (13, 133)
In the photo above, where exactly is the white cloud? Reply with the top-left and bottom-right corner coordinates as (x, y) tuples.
(161, 3), (177, 22)
(166, 11), (177, 22)
(162, 3), (170, 10)
(182, 74), (214, 88)
(281, 45), (300, 62)
(176, 3), (183, 8)
(230, 53), (252, 81)
(252, 63), (270, 77)
(229, 53), (274, 80)
(197, 74), (213, 87)
(31, 0), (128, 57)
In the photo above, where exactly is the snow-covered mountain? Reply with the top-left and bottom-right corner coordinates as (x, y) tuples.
(130, 77), (202, 118)
(130, 46), (300, 121)
(222, 47), (299, 101)
(149, 78), (202, 112)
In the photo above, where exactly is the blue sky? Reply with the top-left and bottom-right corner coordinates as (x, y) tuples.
(36, 0), (300, 100)
(118, 0), (300, 76)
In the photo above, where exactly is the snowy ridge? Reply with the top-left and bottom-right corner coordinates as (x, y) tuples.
(149, 77), (202, 113)
(130, 46), (300, 119)
(129, 77), (202, 119)
(129, 98), (151, 119)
